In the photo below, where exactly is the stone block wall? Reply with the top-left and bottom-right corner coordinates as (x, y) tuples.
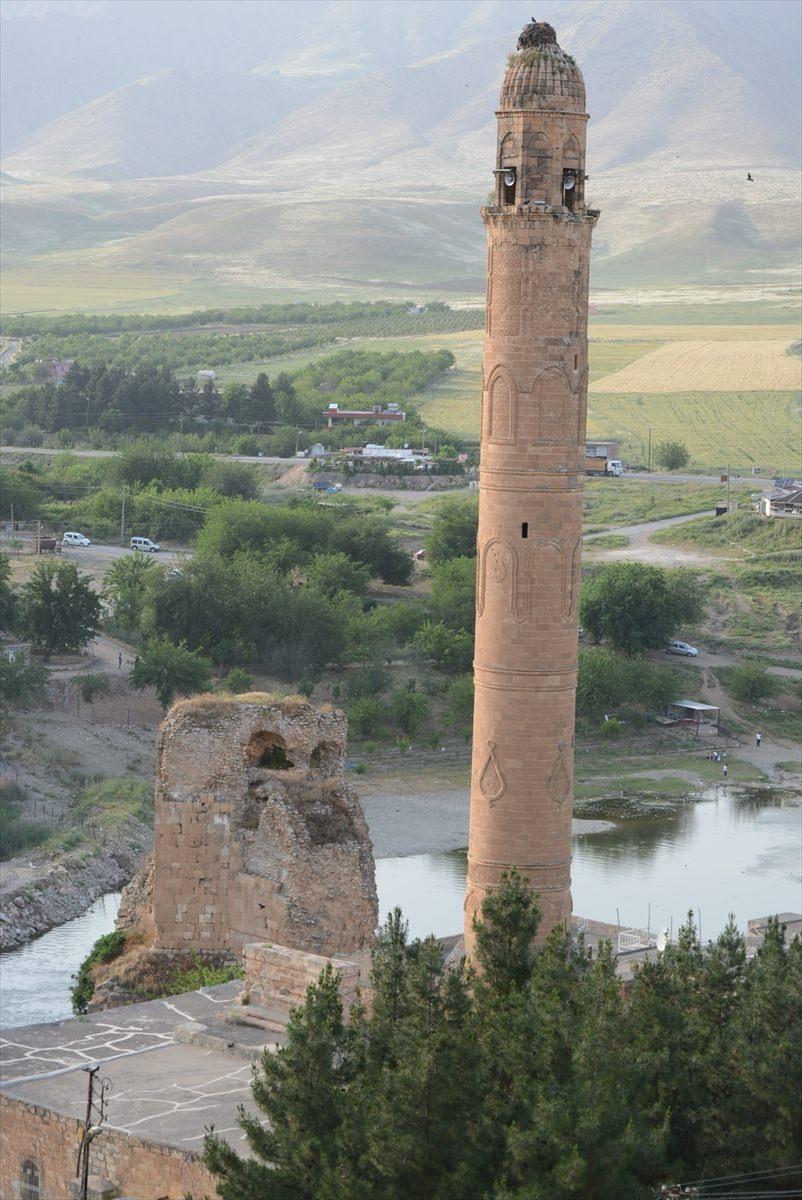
(240, 942), (365, 1017)
(153, 696), (377, 957)
(0, 1095), (217, 1200)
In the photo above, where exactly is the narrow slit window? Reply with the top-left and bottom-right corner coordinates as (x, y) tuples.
(574, 353), (578, 369)
(521, 522), (529, 539)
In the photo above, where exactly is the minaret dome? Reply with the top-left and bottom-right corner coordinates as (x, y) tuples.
(500, 20), (585, 112)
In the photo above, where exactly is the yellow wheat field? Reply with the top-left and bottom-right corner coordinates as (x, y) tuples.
(592, 340), (802, 394)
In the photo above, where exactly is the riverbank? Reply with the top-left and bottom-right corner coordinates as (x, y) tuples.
(0, 825), (149, 951)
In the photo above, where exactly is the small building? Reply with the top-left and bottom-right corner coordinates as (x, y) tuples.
(756, 486), (802, 519)
(39, 359), (74, 384)
(664, 700), (720, 734)
(323, 403), (406, 428)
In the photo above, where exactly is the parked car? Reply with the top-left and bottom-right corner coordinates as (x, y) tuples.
(62, 531), (91, 547)
(130, 536), (161, 553)
(666, 640), (698, 657)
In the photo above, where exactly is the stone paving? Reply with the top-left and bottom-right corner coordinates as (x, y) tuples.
(0, 982), (271, 1151)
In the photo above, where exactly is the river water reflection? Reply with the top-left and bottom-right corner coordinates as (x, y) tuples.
(0, 892), (120, 1030)
(376, 786), (802, 940)
(1, 787), (799, 1030)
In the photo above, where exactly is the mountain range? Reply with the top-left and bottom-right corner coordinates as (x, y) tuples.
(2, 0), (800, 306)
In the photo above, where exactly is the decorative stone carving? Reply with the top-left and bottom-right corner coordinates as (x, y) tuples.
(478, 740), (506, 805)
(532, 364), (573, 444)
(548, 742), (571, 807)
(477, 537), (516, 618)
(488, 242), (522, 336)
(485, 366), (517, 444)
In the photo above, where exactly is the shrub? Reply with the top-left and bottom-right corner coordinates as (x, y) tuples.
(348, 697), (388, 737)
(389, 685), (431, 736)
(74, 672), (113, 703)
(71, 930), (127, 1014)
(727, 663), (780, 703)
(347, 664), (390, 701)
(601, 716), (625, 737)
(217, 667), (254, 694)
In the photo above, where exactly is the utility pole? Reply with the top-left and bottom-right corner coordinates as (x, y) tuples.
(726, 463), (730, 512)
(120, 486), (126, 546)
(647, 426), (652, 473)
(77, 1064), (98, 1200)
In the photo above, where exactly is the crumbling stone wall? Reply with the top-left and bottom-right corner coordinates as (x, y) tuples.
(153, 695), (378, 957)
(238, 942), (365, 1019)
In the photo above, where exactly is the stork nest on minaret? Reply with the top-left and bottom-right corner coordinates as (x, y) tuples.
(517, 19), (558, 49)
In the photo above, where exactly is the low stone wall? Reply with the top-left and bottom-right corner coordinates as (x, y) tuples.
(240, 942), (365, 1017)
(312, 472), (468, 491)
(0, 1095), (217, 1200)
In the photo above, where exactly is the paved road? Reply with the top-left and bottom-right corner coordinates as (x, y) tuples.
(0, 447), (777, 488)
(0, 534), (183, 565)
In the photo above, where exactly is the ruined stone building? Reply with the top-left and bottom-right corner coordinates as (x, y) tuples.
(153, 695), (377, 957)
(465, 20), (598, 952)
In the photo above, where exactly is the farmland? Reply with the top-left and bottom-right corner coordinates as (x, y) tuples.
(592, 339), (801, 393)
(414, 310), (802, 471)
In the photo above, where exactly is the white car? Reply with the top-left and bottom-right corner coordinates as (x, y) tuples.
(130, 537), (161, 553)
(666, 640), (698, 657)
(62, 531), (91, 547)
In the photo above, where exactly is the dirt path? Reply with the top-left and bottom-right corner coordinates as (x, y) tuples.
(584, 510), (721, 566)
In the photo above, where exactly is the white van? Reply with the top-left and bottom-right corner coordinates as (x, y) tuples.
(130, 537), (161, 553)
(62, 531), (91, 547)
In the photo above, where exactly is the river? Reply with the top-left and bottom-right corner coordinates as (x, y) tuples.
(1, 786), (799, 1030)
(0, 892), (120, 1030)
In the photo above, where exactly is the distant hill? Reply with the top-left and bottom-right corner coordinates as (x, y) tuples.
(1, 0), (800, 302)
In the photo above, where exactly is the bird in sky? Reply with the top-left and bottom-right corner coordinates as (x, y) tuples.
(747, 172), (754, 181)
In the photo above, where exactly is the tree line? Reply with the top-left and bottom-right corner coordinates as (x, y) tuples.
(1, 348), (456, 448)
(203, 872), (802, 1200)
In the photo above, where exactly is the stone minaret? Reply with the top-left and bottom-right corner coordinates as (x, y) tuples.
(464, 20), (598, 955)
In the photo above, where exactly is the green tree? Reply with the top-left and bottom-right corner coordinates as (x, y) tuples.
(654, 440), (690, 471)
(0, 553), (17, 630)
(18, 560), (101, 659)
(412, 620), (473, 671)
(249, 372), (277, 425)
(444, 673), (474, 726)
(727, 661), (780, 703)
(203, 461), (260, 500)
(0, 652), (49, 710)
(103, 552), (157, 633)
(130, 636), (212, 710)
(347, 696), (388, 737)
(206, 963), (354, 1200)
(425, 497), (478, 564)
(389, 684), (430, 736)
(429, 555), (475, 631)
(306, 552), (371, 600)
(580, 563), (704, 655)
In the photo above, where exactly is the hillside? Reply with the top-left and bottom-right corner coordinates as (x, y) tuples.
(1, 0), (800, 307)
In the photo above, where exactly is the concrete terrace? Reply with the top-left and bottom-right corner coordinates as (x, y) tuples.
(0, 981), (272, 1154)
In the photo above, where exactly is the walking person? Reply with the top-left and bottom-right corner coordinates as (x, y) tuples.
(755, 731), (762, 748)
(117, 652), (123, 670)
(722, 762), (728, 780)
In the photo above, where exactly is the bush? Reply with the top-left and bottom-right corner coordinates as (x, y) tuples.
(0, 785), (49, 860)
(74, 672), (113, 703)
(601, 716), (625, 737)
(348, 697), (388, 737)
(347, 663), (390, 701)
(216, 667), (254, 694)
(71, 929), (127, 1014)
(727, 662), (780, 703)
(0, 653), (49, 710)
(412, 621), (473, 671)
(654, 440), (690, 471)
(389, 685), (431, 736)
